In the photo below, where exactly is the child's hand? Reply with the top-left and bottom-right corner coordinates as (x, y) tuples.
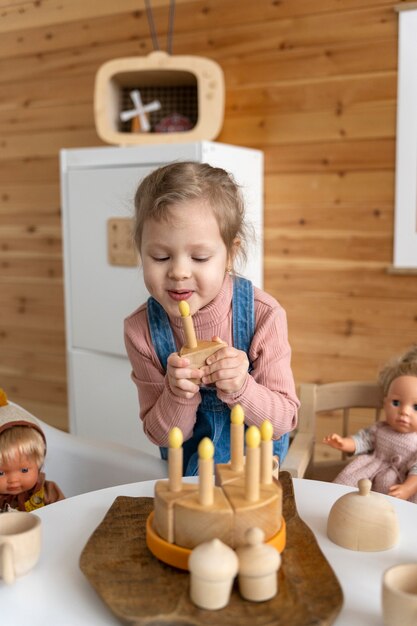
(322, 433), (356, 453)
(200, 340), (249, 394)
(166, 353), (202, 400)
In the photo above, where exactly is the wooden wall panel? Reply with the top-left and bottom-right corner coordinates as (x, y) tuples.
(0, 0), (416, 431)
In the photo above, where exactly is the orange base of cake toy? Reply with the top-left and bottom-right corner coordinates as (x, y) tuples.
(146, 511), (286, 571)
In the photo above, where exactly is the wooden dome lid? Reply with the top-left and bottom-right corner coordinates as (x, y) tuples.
(327, 479), (399, 552)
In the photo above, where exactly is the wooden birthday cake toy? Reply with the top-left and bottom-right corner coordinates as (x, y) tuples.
(178, 299), (226, 371)
(146, 405), (285, 570)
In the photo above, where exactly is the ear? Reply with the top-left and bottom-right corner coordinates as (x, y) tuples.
(227, 238), (241, 269)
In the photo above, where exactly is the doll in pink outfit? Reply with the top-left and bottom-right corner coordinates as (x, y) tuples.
(323, 346), (417, 503)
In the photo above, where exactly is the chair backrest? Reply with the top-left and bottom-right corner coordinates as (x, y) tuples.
(297, 381), (384, 480)
(299, 380), (384, 435)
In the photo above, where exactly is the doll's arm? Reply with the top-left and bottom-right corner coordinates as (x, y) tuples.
(388, 474), (417, 500)
(322, 433), (356, 454)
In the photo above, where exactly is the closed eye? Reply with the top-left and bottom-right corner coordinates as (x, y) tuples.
(152, 256), (169, 262)
(192, 257), (210, 263)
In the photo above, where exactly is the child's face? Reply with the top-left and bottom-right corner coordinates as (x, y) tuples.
(0, 453), (39, 495)
(141, 199), (231, 318)
(384, 375), (417, 434)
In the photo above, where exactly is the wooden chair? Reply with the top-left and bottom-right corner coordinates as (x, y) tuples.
(281, 381), (384, 480)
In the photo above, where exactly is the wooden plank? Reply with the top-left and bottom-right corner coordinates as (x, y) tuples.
(0, 257), (63, 280)
(264, 229), (391, 263)
(0, 282), (65, 331)
(220, 100), (396, 146)
(0, 228), (62, 255)
(264, 202), (392, 232)
(265, 171), (394, 204)
(0, 183), (59, 209)
(264, 265), (417, 300)
(0, 157), (59, 184)
(223, 39), (397, 88)
(226, 73), (397, 116)
(0, 325), (65, 354)
(0, 102), (94, 134)
(280, 294), (417, 335)
(0, 0), (191, 33)
(263, 139), (395, 173)
(0, 129), (103, 160)
(0, 347), (66, 381)
(0, 373), (67, 409)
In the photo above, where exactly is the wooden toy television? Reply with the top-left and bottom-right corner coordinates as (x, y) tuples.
(94, 51), (225, 146)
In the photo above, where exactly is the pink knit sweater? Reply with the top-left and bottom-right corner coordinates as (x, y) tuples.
(124, 275), (299, 448)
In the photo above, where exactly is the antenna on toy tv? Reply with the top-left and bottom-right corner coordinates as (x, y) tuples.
(94, 0), (225, 146)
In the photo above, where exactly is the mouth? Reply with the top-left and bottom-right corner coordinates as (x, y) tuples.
(167, 290), (193, 302)
(396, 419), (409, 428)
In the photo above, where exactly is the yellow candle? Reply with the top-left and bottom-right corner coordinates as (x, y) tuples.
(168, 427), (183, 492)
(245, 426), (261, 502)
(231, 404), (244, 472)
(198, 437), (214, 506)
(179, 300), (198, 349)
(260, 420), (273, 484)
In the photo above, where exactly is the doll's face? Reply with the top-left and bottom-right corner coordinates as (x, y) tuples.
(384, 375), (417, 434)
(0, 453), (39, 495)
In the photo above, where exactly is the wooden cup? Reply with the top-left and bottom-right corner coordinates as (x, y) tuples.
(382, 563), (417, 626)
(0, 512), (41, 585)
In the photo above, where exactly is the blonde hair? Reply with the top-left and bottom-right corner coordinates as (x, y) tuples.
(133, 161), (250, 266)
(378, 345), (417, 396)
(0, 426), (45, 468)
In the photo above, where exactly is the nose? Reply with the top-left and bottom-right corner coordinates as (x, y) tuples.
(168, 258), (191, 281)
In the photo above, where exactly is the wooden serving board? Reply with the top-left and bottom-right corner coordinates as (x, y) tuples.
(80, 472), (343, 625)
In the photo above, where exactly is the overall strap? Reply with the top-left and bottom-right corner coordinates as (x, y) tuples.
(147, 296), (177, 369)
(232, 276), (255, 359)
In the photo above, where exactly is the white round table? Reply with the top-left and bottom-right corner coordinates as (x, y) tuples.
(1, 478), (416, 625)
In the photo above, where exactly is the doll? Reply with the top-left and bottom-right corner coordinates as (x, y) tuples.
(323, 346), (417, 503)
(0, 389), (65, 512)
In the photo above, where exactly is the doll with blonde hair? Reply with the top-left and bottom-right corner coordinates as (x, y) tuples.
(323, 346), (417, 503)
(124, 161), (299, 476)
(0, 390), (64, 512)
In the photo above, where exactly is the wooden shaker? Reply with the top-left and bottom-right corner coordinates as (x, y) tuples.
(188, 538), (238, 610)
(236, 527), (281, 602)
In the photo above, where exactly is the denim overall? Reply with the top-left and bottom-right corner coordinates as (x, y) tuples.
(147, 276), (289, 476)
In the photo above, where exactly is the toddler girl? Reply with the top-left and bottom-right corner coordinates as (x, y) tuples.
(124, 161), (299, 476)
(323, 345), (417, 502)
(0, 389), (65, 512)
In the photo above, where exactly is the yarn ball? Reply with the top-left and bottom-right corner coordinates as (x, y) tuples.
(154, 113), (193, 133)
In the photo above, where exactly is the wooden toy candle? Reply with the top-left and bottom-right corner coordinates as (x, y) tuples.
(245, 426), (261, 502)
(260, 420), (273, 485)
(198, 438), (214, 506)
(230, 404), (244, 473)
(236, 527), (281, 602)
(179, 300), (197, 349)
(168, 427), (183, 492)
